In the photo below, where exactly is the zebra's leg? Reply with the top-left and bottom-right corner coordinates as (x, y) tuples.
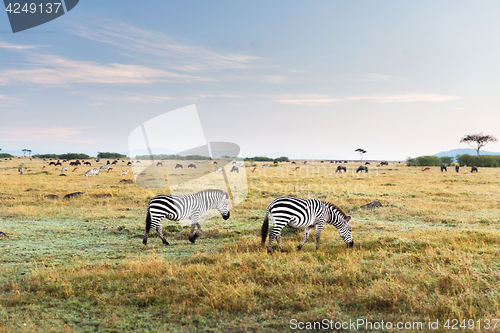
(155, 224), (170, 245)
(188, 220), (198, 243)
(268, 224), (285, 254)
(297, 227), (313, 250)
(193, 222), (202, 241)
(276, 234), (285, 252)
(315, 224), (324, 250)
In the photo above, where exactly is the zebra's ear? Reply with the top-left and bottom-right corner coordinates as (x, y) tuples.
(346, 216), (351, 223)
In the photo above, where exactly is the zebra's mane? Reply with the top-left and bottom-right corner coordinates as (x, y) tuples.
(323, 201), (348, 219)
(196, 189), (229, 199)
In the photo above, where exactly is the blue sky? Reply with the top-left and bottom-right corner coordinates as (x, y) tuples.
(1, 1), (500, 159)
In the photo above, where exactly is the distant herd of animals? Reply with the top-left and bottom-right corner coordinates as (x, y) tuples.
(423, 164), (479, 173)
(143, 189), (354, 254)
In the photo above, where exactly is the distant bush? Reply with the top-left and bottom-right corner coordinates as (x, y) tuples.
(456, 154), (500, 167)
(244, 156), (288, 162)
(439, 156), (454, 165)
(406, 156), (441, 166)
(98, 152), (127, 159)
(0, 153), (13, 158)
(34, 153), (91, 160)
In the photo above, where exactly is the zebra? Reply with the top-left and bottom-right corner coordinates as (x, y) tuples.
(100, 165), (110, 172)
(261, 197), (353, 254)
(215, 167), (222, 173)
(85, 168), (99, 178)
(230, 166), (239, 173)
(18, 167), (23, 175)
(142, 189), (230, 245)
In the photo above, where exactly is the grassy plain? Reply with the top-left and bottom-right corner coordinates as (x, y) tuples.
(1, 158), (499, 332)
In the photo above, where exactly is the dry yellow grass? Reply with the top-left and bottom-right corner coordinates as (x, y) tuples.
(1, 157), (499, 332)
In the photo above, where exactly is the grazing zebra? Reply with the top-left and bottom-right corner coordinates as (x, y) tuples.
(261, 197), (353, 254)
(230, 166), (239, 173)
(215, 167), (222, 173)
(61, 167), (67, 172)
(100, 165), (110, 172)
(237, 162), (244, 167)
(142, 189), (230, 245)
(85, 168), (99, 178)
(262, 164), (271, 168)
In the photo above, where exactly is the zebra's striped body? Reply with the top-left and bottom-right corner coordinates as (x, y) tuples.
(143, 189), (230, 245)
(100, 165), (110, 172)
(85, 168), (99, 178)
(261, 197), (353, 254)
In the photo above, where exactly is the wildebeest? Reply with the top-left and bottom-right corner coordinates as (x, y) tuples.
(188, 164), (196, 169)
(175, 164), (183, 169)
(107, 160), (110, 165)
(356, 165), (368, 173)
(213, 161), (218, 165)
(55, 160), (62, 166)
(304, 161), (309, 165)
(231, 166), (239, 173)
(336, 165), (347, 173)
(156, 162), (162, 166)
(112, 161), (118, 165)
(291, 161), (296, 165)
(365, 162), (370, 165)
(455, 165), (460, 173)
(471, 166), (478, 173)
(127, 162), (132, 166)
(380, 161), (389, 166)
(84, 161), (91, 166)
(49, 161), (55, 166)
(440, 164), (447, 172)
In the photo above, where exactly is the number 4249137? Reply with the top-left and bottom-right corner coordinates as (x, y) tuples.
(5, 3), (62, 14)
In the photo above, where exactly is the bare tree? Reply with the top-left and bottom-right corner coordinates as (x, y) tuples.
(460, 133), (497, 157)
(355, 148), (367, 161)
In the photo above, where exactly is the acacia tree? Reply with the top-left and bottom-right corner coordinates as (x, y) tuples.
(355, 148), (367, 161)
(460, 133), (497, 157)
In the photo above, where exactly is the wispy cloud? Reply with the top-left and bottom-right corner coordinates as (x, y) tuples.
(0, 95), (21, 106)
(71, 19), (258, 73)
(275, 93), (462, 105)
(264, 75), (287, 85)
(0, 55), (211, 86)
(0, 126), (95, 143)
(0, 39), (38, 50)
(276, 94), (339, 106)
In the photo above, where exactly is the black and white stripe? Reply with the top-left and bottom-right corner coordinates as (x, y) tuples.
(261, 197), (353, 253)
(142, 189), (230, 245)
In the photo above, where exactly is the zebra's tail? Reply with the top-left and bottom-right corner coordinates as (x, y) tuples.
(145, 206), (152, 232)
(261, 211), (269, 245)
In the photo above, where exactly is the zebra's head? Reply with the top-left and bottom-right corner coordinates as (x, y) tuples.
(339, 216), (354, 248)
(216, 193), (230, 220)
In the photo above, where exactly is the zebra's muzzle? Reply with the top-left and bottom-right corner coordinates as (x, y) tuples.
(347, 241), (354, 248)
(223, 212), (230, 220)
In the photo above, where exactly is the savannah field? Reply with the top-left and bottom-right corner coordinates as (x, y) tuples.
(0, 157), (499, 332)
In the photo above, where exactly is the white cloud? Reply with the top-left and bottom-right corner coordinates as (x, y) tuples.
(71, 19), (257, 73)
(346, 93), (462, 103)
(358, 73), (401, 82)
(0, 95), (20, 106)
(0, 39), (38, 50)
(0, 126), (95, 143)
(264, 75), (287, 84)
(276, 94), (339, 106)
(275, 93), (462, 105)
(0, 55), (212, 86)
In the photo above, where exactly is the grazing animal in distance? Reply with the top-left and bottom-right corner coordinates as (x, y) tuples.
(61, 167), (67, 172)
(365, 162), (370, 165)
(291, 161), (296, 165)
(96, 159), (100, 163)
(422, 167), (431, 172)
(336, 165), (347, 173)
(49, 162), (55, 166)
(237, 162), (244, 167)
(107, 160), (110, 165)
(356, 165), (368, 173)
(251, 167), (257, 173)
(292, 166), (300, 171)
(175, 164), (183, 169)
(100, 165), (110, 172)
(143, 189), (230, 245)
(213, 161), (218, 165)
(261, 197), (353, 254)
(127, 162), (132, 166)
(18, 167), (23, 175)
(107, 168), (113, 173)
(55, 160), (62, 166)
(42, 166), (46, 170)
(380, 161), (389, 166)
(72, 167), (79, 172)
(215, 167), (222, 173)
(84, 161), (91, 166)
(121, 169), (129, 176)
(304, 161), (309, 165)
(85, 168), (99, 178)
(471, 166), (478, 173)
(455, 165), (459, 173)
(262, 164), (271, 168)
(156, 162), (162, 166)
(440, 164), (447, 172)
(187, 164), (196, 169)
(230, 166), (239, 173)
(112, 161), (118, 165)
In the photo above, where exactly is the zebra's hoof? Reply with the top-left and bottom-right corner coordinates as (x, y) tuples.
(297, 245), (302, 251)
(267, 249), (272, 254)
(189, 237), (196, 244)
(142, 238), (148, 245)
